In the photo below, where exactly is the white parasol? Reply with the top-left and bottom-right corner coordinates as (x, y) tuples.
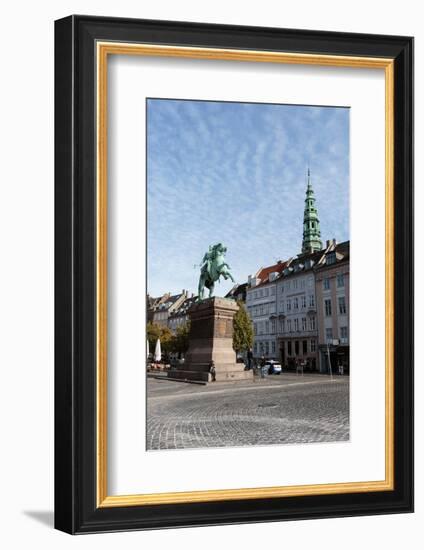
(154, 338), (162, 362)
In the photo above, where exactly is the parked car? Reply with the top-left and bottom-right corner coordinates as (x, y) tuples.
(265, 360), (282, 374)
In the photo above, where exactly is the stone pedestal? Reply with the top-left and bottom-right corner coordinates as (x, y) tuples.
(168, 297), (253, 383)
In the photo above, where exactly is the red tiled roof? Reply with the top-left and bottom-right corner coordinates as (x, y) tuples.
(255, 260), (289, 285)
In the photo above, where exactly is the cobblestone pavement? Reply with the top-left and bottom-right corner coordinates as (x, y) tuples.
(146, 374), (349, 450)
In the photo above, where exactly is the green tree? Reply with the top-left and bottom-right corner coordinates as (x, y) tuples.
(233, 301), (254, 353)
(158, 325), (174, 354)
(172, 321), (191, 357)
(147, 321), (161, 350)
(147, 322), (174, 355)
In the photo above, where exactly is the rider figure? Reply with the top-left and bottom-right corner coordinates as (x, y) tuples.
(198, 243), (235, 301)
(201, 245), (213, 276)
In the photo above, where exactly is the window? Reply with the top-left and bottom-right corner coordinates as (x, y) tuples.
(254, 323), (258, 335)
(265, 321), (269, 334)
(301, 279), (306, 289)
(325, 299), (332, 316)
(280, 301), (285, 313)
(259, 342), (264, 353)
(280, 319), (285, 333)
(271, 286), (276, 295)
(271, 319), (276, 334)
(326, 328), (333, 342)
(287, 299), (291, 311)
(293, 280), (298, 289)
(272, 341), (276, 354)
(254, 342), (257, 353)
(323, 278), (330, 290)
(309, 294), (315, 308)
(281, 285), (284, 294)
(302, 340), (308, 354)
(287, 281), (291, 290)
(302, 317), (307, 331)
(310, 339), (316, 352)
(294, 318), (299, 331)
(308, 277), (313, 288)
(287, 319), (292, 332)
(254, 291), (258, 299)
(295, 341), (299, 355)
(301, 295), (306, 308)
(309, 316), (316, 330)
(337, 274), (345, 287)
(326, 252), (336, 265)
(338, 296), (347, 314)
(294, 297), (299, 310)
(340, 326), (348, 340)
(265, 288), (269, 297)
(265, 341), (269, 355)
(287, 341), (292, 356)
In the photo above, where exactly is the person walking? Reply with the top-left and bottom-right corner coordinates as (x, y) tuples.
(260, 355), (266, 379)
(209, 360), (216, 382)
(246, 348), (253, 370)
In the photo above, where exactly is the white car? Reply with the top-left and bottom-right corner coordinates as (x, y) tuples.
(265, 360), (282, 375)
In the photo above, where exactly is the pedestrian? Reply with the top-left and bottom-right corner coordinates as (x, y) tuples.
(209, 360), (216, 382)
(246, 348), (253, 370)
(260, 355), (266, 379)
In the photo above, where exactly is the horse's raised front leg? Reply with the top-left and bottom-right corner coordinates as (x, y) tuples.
(227, 272), (235, 283)
(222, 268), (235, 283)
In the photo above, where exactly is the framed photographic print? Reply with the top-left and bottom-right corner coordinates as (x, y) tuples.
(54, 15), (414, 533)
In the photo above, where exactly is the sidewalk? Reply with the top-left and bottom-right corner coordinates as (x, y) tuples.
(147, 371), (348, 397)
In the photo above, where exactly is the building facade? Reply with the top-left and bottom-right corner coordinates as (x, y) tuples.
(315, 240), (350, 374)
(147, 293), (170, 323)
(246, 262), (288, 360)
(245, 170), (350, 374)
(275, 252), (322, 371)
(168, 295), (196, 332)
(151, 290), (189, 328)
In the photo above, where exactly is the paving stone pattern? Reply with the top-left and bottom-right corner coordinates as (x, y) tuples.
(147, 374), (349, 450)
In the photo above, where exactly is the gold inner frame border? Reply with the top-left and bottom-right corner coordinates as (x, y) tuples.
(96, 41), (395, 508)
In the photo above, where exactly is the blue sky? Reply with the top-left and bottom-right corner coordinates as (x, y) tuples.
(147, 99), (349, 297)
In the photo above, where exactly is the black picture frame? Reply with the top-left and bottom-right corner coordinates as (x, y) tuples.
(55, 15), (414, 534)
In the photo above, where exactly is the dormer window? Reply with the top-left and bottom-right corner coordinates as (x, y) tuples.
(326, 252), (336, 265)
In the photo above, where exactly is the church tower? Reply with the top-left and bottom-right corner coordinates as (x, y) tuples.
(301, 169), (323, 254)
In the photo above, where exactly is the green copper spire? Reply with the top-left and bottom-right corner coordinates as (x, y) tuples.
(301, 168), (322, 254)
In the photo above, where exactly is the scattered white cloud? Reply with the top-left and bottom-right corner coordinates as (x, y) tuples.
(147, 99), (349, 296)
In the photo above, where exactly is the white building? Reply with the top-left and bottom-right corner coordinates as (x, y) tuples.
(275, 253), (322, 370)
(246, 261), (289, 359)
